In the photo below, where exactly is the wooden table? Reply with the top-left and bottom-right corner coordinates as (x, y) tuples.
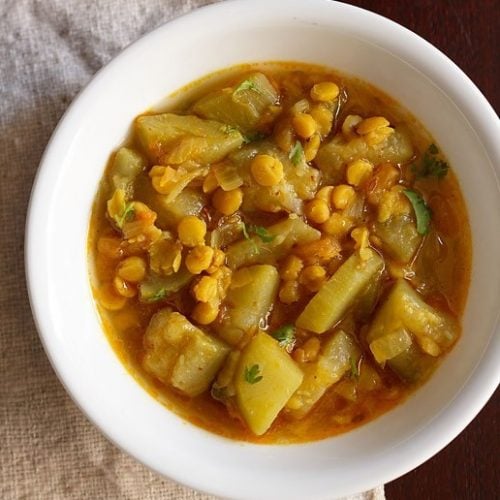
(337, 1), (500, 498)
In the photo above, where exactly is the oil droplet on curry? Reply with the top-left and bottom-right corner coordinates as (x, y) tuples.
(88, 63), (471, 443)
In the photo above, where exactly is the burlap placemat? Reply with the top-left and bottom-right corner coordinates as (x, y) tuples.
(0, 1), (385, 498)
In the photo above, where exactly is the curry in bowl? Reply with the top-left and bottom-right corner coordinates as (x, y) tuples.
(88, 63), (470, 443)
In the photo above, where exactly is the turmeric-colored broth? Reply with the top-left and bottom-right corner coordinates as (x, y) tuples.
(88, 63), (471, 443)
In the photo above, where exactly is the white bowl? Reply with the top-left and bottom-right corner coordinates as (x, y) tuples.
(25, 1), (500, 498)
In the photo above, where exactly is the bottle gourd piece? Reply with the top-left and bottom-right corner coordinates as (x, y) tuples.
(296, 249), (385, 333)
(226, 216), (321, 269)
(143, 310), (230, 396)
(192, 72), (279, 133)
(286, 330), (360, 419)
(234, 331), (303, 436)
(366, 279), (459, 380)
(135, 113), (244, 165)
(217, 265), (280, 346)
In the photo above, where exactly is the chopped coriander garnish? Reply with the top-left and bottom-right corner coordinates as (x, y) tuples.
(243, 131), (266, 144)
(145, 288), (167, 303)
(253, 225), (275, 243)
(233, 79), (263, 96)
(428, 143), (439, 155)
(403, 189), (431, 235)
(271, 325), (296, 352)
(289, 141), (304, 165)
(241, 222), (275, 244)
(244, 364), (263, 384)
(221, 122), (265, 143)
(240, 222), (260, 254)
(412, 143), (449, 179)
(349, 356), (359, 379)
(116, 202), (135, 228)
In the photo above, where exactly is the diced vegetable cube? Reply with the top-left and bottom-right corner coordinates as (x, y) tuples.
(388, 344), (436, 383)
(230, 142), (320, 214)
(135, 113), (244, 165)
(212, 161), (244, 191)
(192, 73), (279, 133)
(366, 279), (458, 349)
(353, 269), (383, 322)
(211, 350), (241, 401)
(234, 331), (303, 435)
(296, 250), (385, 333)
(217, 265), (279, 346)
(366, 279), (458, 379)
(143, 310), (229, 396)
(357, 361), (382, 392)
(139, 268), (193, 302)
(111, 147), (146, 193)
(369, 328), (413, 364)
(286, 330), (359, 418)
(132, 174), (207, 230)
(374, 214), (422, 263)
(315, 127), (413, 184)
(155, 188), (207, 228)
(226, 216), (320, 269)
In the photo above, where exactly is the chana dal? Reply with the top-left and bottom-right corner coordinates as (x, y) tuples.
(88, 63), (471, 443)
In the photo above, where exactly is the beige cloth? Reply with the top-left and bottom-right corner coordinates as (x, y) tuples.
(0, 1), (385, 498)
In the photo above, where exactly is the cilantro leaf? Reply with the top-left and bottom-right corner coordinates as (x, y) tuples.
(116, 202), (135, 229)
(412, 144), (449, 179)
(233, 79), (263, 96)
(240, 222), (260, 255)
(144, 288), (167, 303)
(271, 325), (296, 352)
(428, 143), (439, 155)
(243, 131), (267, 144)
(253, 225), (275, 243)
(289, 141), (304, 166)
(244, 364), (263, 384)
(241, 223), (275, 244)
(349, 356), (359, 379)
(403, 189), (431, 235)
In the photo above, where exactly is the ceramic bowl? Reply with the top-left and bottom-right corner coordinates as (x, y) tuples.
(26, 1), (500, 498)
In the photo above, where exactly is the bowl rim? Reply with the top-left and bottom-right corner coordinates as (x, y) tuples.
(25, 0), (500, 498)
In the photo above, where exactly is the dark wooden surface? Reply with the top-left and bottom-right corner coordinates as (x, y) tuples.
(337, 1), (500, 499)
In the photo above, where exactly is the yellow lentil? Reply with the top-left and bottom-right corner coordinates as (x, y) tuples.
(304, 198), (331, 224)
(96, 283), (127, 311)
(212, 187), (243, 215)
(299, 265), (327, 292)
(322, 213), (353, 238)
(332, 184), (356, 210)
(185, 245), (215, 274)
(117, 256), (147, 283)
(193, 275), (219, 303)
(341, 114), (363, 139)
(279, 280), (301, 304)
(310, 82), (340, 102)
(304, 134), (321, 161)
(192, 302), (219, 325)
(113, 275), (136, 298)
(346, 159), (373, 186)
(250, 154), (284, 186)
(177, 216), (207, 247)
(292, 113), (317, 139)
(356, 116), (390, 135)
(202, 170), (219, 193)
